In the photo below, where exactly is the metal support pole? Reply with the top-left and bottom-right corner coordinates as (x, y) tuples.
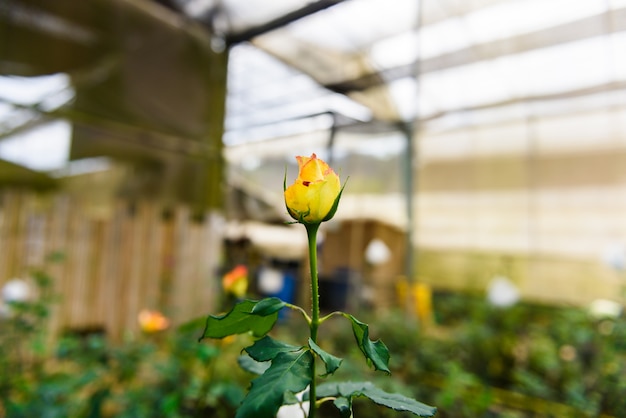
(401, 121), (415, 282)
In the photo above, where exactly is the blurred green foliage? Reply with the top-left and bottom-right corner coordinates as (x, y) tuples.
(0, 270), (247, 418)
(313, 292), (626, 417)
(2, 270), (625, 417)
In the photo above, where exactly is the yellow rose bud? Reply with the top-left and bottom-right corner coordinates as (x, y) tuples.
(284, 153), (342, 224)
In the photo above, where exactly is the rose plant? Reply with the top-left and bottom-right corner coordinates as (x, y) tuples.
(199, 154), (436, 418)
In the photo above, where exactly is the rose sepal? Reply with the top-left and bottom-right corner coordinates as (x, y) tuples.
(320, 179), (347, 223)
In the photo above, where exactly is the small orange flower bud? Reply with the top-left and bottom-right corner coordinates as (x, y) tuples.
(222, 265), (248, 298)
(138, 309), (170, 333)
(284, 154), (342, 224)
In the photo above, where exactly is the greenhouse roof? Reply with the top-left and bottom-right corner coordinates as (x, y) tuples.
(176, 0), (626, 145)
(1, 0), (625, 198)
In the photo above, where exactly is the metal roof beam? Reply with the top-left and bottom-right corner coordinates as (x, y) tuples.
(323, 8), (626, 94)
(225, 0), (346, 46)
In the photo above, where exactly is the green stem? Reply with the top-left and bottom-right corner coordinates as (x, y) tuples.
(305, 223), (320, 418)
(319, 311), (343, 324)
(285, 302), (312, 324)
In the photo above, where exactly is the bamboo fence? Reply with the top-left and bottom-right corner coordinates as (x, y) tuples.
(0, 191), (223, 340)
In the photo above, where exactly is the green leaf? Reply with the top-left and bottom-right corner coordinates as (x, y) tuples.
(344, 314), (390, 373)
(236, 350), (313, 418)
(245, 336), (302, 362)
(251, 297), (287, 316)
(282, 390), (301, 405)
(308, 338), (342, 376)
(317, 381), (437, 417)
(238, 355), (271, 375)
(333, 397), (352, 418)
(198, 299), (278, 340)
(364, 386), (437, 417)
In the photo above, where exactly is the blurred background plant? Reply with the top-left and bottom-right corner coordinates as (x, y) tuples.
(270, 291), (626, 418)
(0, 266), (249, 418)
(1, 264), (626, 417)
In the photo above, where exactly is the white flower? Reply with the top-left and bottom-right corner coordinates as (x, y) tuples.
(589, 299), (622, 319)
(2, 278), (32, 303)
(486, 276), (519, 308)
(365, 239), (391, 265)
